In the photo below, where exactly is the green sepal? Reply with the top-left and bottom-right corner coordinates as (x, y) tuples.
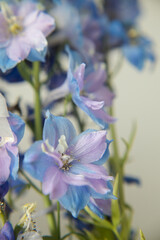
(121, 123), (137, 167)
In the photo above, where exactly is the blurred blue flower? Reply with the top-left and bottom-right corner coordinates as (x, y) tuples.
(104, 0), (140, 25)
(23, 111), (114, 217)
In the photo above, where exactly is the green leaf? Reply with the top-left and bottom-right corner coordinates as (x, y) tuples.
(84, 207), (121, 240)
(121, 123), (137, 166)
(140, 229), (146, 240)
(111, 174), (121, 228)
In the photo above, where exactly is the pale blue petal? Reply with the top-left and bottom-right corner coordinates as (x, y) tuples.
(59, 185), (90, 217)
(23, 141), (54, 181)
(93, 139), (112, 165)
(0, 48), (17, 73)
(43, 111), (76, 148)
(27, 46), (47, 62)
(87, 200), (104, 219)
(7, 150), (19, 180)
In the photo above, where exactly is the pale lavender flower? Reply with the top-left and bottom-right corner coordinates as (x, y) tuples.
(0, 1), (55, 72)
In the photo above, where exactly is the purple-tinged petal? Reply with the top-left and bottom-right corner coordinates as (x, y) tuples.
(63, 172), (112, 195)
(16, 1), (37, 18)
(24, 11), (56, 37)
(0, 14), (10, 48)
(68, 130), (107, 164)
(70, 163), (110, 180)
(88, 198), (111, 218)
(8, 112), (25, 144)
(43, 112), (76, 148)
(59, 185), (90, 217)
(84, 64), (107, 92)
(92, 87), (115, 107)
(1, 221), (15, 240)
(81, 96), (104, 110)
(73, 63), (85, 91)
(24, 28), (47, 52)
(6, 37), (31, 62)
(0, 147), (11, 185)
(42, 166), (68, 199)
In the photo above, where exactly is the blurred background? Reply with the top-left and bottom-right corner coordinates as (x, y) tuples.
(0, 0), (160, 239)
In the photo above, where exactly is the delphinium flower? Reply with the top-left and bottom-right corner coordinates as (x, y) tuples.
(0, 93), (25, 186)
(0, 0), (55, 72)
(0, 221), (15, 240)
(23, 111), (114, 217)
(44, 47), (115, 129)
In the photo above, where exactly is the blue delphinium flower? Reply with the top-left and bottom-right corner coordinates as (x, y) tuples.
(0, 93), (25, 185)
(0, 222), (15, 240)
(0, 0), (55, 72)
(23, 111), (114, 217)
(45, 47), (115, 129)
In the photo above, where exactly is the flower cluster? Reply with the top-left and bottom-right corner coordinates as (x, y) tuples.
(0, 0), (154, 239)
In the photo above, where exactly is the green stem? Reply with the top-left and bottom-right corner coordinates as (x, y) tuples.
(72, 102), (84, 132)
(33, 61), (42, 141)
(109, 106), (119, 173)
(20, 170), (42, 195)
(57, 202), (61, 240)
(43, 195), (57, 237)
(109, 106), (126, 238)
(32, 62), (57, 237)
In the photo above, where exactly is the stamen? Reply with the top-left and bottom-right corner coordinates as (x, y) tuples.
(0, 1), (23, 35)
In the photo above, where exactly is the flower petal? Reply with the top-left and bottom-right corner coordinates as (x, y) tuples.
(8, 112), (25, 144)
(6, 37), (31, 62)
(42, 166), (68, 199)
(23, 141), (55, 181)
(59, 185), (90, 217)
(43, 112), (76, 148)
(24, 10), (55, 37)
(68, 130), (107, 164)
